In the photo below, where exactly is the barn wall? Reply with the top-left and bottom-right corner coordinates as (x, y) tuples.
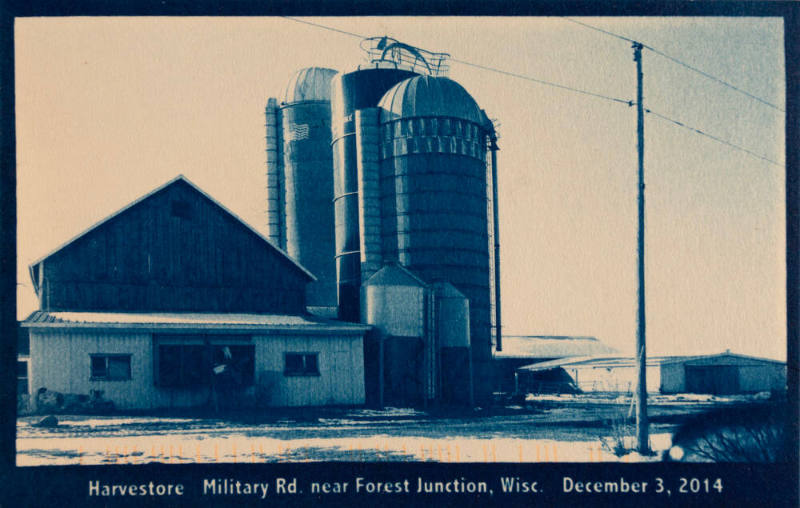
(566, 365), (660, 393)
(659, 363), (685, 393)
(29, 329), (366, 410)
(39, 180), (308, 314)
(661, 358), (787, 394)
(738, 364), (786, 392)
(253, 334), (365, 406)
(28, 329), (169, 410)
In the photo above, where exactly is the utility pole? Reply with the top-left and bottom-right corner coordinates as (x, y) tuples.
(633, 42), (650, 455)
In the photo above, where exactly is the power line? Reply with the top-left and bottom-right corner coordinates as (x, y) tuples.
(449, 58), (633, 105)
(644, 46), (784, 112)
(644, 108), (784, 167)
(281, 16), (364, 40)
(282, 16), (634, 106)
(562, 17), (785, 113)
(282, 16), (782, 166)
(563, 17), (637, 44)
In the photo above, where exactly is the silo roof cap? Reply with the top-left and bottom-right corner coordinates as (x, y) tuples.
(283, 67), (338, 104)
(378, 75), (485, 125)
(364, 262), (428, 288)
(431, 280), (466, 299)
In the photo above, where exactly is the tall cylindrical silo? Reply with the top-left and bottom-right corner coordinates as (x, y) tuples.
(330, 66), (418, 322)
(270, 67), (339, 312)
(265, 97), (285, 249)
(377, 75), (494, 404)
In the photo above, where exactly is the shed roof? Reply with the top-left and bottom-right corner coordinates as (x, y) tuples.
(517, 352), (786, 373)
(495, 335), (618, 359)
(28, 174), (315, 291)
(22, 310), (370, 334)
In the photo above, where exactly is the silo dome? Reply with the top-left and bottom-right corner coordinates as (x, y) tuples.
(283, 67), (338, 104)
(378, 75), (485, 125)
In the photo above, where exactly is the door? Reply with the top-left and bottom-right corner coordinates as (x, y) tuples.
(685, 365), (740, 395)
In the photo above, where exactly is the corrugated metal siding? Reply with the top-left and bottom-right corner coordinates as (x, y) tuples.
(362, 284), (426, 337)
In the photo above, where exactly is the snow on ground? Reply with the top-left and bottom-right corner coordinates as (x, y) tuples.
(16, 408), (673, 466)
(525, 393), (754, 405)
(17, 429), (672, 465)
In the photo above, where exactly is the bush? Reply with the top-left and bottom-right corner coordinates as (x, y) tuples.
(667, 401), (788, 462)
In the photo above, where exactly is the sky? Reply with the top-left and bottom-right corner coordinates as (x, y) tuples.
(14, 17), (786, 360)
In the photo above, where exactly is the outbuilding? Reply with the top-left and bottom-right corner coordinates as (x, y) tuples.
(516, 352), (786, 395)
(493, 335), (618, 393)
(22, 175), (370, 410)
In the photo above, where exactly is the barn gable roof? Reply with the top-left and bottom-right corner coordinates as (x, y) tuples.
(28, 175), (315, 292)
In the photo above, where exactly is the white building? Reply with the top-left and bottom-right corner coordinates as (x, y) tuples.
(517, 352), (786, 395)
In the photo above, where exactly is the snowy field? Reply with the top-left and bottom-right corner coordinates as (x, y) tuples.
(16, 405), (685, 465)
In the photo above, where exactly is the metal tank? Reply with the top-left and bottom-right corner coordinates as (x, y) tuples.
(431, 281), (473, 406)
(377, 75), (494, 404)
(267, 67), (339, 312)
(330, 65), (418, 322)
(361, 262), (434, 407)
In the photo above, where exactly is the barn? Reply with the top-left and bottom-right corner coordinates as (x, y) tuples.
(21, 175), (370, 410)
(493, 335), (618, 393)
(516, 352), (786, 395)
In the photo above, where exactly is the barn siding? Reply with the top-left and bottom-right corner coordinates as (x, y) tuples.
(659, 363), (685, 393)
(28, 329), (366, 410)
(738, 364), (785, 392)
(661, 358), (786, 394)
(29, 330), (156, 409)
(37, 180), (309, 314)
(254, 334), (365, 406)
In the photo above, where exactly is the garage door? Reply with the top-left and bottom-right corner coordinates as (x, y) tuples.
(685, 365), (740, 395)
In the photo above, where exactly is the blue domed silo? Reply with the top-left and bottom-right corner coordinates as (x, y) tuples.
(330, 65), (418, 322)
(266, 67), (339, 314)
(376, 75), (494, 404)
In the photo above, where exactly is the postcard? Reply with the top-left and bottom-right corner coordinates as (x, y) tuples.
(3, 7), (797, 506)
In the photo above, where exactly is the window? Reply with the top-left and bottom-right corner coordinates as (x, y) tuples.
(284, 353), (319, 376)
(90, 355), (131, 381)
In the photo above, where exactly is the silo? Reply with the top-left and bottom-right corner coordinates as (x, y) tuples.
(431, 281), (473, 406)
(268, 67), (339, 312)
(330, 66), (418, 322)
(361, 262), (434, 407)
(377, 75), (494, 404)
